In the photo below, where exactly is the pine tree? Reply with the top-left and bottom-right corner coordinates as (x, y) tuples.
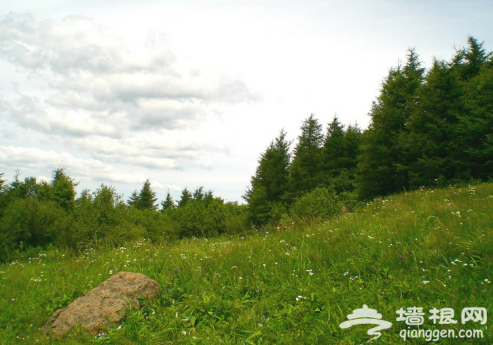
(342, 123), (362, 175)
(457, 39), (493, 181)
(0, 173), (5, 192)
(288, 114), (324, 201)
(322, 115), (346, 177)
(357, 49), (424, 199)
(453, 36), (492, 81)
(127, 190), (139, 207)
(193, 186), (205, 201)
(50, 168), (77, 212)
(0, 173), (7, 217)
(178, 187), (192, 207)
(243, 129), (291, 225)
(161, 190), (176, 211)
(127, 180), (158, 210)
(203, 190), (215, 206)
(139, 179), (158, 210)
(403, 59), (465, 187)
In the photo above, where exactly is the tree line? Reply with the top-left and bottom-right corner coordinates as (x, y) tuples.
(1, 36), (491, 261)
(0, 169), (247, 262)
(244, 36), (493, 225)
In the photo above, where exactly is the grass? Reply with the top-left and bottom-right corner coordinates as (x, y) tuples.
(0, 183), (492, 344)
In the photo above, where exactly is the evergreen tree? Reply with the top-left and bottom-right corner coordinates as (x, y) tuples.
(322, 115), (346, 177)
(453, 36), (492, 81)
(127, 180), (158, 210)
(127, 190), (139, 207)
(161, 190), (176, 211)
(403, 59), (465, 187)
(0, 173), (7, 217)
(178, 187), (192, 207)
(193, 186), (205, 201)
(6, 171), (38, 200)
(288, 114), (324, 201)
(139, 179), (158, 210)
(203, 190), (215, 206)
(357, 49), (424, 199)
(457, 41), (493, 181)
(342, 123), (362, 175)
(50, 168), (77, 212)
(243, 129), (291, 225)
(0, 173), (5, 192)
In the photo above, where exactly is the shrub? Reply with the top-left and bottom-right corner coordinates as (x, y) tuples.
(0, 198), (68, 261)
(289, 187), (342, 221)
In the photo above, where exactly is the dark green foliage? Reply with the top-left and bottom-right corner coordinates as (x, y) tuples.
(127, 190), (139, 207)
(0, 167), (246, 261)
(0, 173), (8, 217)
(178, 187), (192, 207)
(7, 172), (38, 201)
(343, 124), (362, 176)
(322, 116), (346, 177)
(223, 202), (249, 235)
(356, 37), (492, 199)
(161, 190), (176, 211)
(402, 59), (465, 188)
(127, 180), (158, 210)
(458, 55), (493, 181)
(50, 168), (77, 212)
(288, 114), (324, 200)
(453, 36), (492, 81)
(203, 189), (215, 205)
(139, 180), (158, 210)
(173, 198), (227, 238)
(2, 36), (492, 263)
(193, 186), (205, 201)
(0, 168), (76, 213)
(322, 117), (361, 193)
(0, 198), (69, 261)
(357, 49), (425, 199)
(92, 185), (118, 237)
(289, 187), (341, 221)
(243, 130), (291, 226)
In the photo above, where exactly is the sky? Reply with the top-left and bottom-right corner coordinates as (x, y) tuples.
(0, 0), (492, 204)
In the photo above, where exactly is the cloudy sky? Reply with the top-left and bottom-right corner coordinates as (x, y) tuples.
(0, 1), (492, 204)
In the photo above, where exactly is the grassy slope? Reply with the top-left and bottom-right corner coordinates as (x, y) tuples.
(0, 183), (492, 344)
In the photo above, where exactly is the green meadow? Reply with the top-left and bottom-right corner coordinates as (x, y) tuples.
(1, 182), (492, 344)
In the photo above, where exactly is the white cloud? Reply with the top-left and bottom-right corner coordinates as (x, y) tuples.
(0, 12), (258, 139)
(0, 145), (146, 185)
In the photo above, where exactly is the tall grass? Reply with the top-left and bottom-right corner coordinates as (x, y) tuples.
(0, 183), (492, 344)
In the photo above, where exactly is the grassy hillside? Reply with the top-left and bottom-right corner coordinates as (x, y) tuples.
(1, 183), (492, 344)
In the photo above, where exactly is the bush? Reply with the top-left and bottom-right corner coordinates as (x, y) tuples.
(171, 198), (227, 238)
(124, 207), (180, 243)
(104, 223), (148, 247)
(289, 187), (342, 221)
(0, 198), (69, 261)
